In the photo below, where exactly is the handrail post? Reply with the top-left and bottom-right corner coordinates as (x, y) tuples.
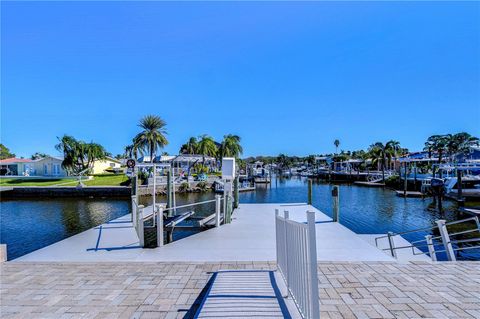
(283, 210), (289, 293)
(474, 216), (480, 232)
(156, 205), (163, 247)
(425, 235), (437, 262)
(436, 220), (456, 261)
(307, 211), (320, 319)
(137, 205), (145, 247)
(387, 232), (397, 258)
(215, 195), (221, 227)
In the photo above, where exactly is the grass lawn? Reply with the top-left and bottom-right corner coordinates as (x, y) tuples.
(0, 174), (129, 187)
(83, 174), (129, 186)
(0, 178), (76, 186)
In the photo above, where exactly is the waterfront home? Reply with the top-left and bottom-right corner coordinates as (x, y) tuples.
(138, 154), (217, 176)
(91, 157), (122, 174)
(0, 158), (34, 176)
(1, 156), (67, 177)
(32, 156), (67, 177)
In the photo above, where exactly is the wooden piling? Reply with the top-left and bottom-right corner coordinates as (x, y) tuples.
(234, 176), (239, 209)
(167, 169), (173, 217)
(332, 186), (339, 222)
(308, 179), (313, 205)
(457, 169), (464, 206)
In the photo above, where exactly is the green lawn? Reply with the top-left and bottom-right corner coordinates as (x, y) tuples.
(0, 178), (76, 186)
(83, 174), (129, 186)
(0, 174), (129, 187)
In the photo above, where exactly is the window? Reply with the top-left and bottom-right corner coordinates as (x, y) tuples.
(44, 164), (48, 175)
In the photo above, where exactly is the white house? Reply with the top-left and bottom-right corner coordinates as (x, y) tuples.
(32, 156), (67, 177)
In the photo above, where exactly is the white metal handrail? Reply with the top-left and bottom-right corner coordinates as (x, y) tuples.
(275, 210), (319, 319)
(375, 216), (480, 261)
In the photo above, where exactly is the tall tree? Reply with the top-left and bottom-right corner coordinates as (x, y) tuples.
(55, 135), (107, 175)
(368, 142), (398, 183)
(196, 135), (218, 165)
(219, 134), (243, 158)
(334, 139), (340, 154)
(446, 132), (479, 161)
(180, 137), (198, 154)
(385, 140), (401, 170)
(31, 152), (48, 160)
(133, 115), (168, 163)
(0, 144), (15, 159)
(424, 135), (449, 177)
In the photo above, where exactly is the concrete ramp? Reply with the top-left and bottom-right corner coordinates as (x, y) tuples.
(195, 270), (293, 319)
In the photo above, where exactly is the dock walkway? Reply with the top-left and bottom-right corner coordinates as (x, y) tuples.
(16, 203), (426, 262)
(195, 270), (297, 318)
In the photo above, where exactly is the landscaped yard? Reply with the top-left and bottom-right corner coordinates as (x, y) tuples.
(0, 178), (75, 186)
(83, 174), (129, 186)
(0, 174), (129, 187)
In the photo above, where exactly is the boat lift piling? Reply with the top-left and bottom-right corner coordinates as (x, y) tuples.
(308, 179), (313, 205)
(332, 185), (340, 222)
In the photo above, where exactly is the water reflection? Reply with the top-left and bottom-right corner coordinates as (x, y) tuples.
(1, 198), (130, 260)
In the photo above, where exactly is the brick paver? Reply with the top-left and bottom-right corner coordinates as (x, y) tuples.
(1, 261), (479, 318)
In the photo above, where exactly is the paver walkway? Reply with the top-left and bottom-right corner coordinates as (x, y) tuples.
(1, 261), (479, 319)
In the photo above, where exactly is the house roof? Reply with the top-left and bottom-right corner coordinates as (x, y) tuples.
(0, 157), (33, 164)
(32, 155), (64, 162)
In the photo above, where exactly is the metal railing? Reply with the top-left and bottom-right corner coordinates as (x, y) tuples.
(275, 210), (319, 319)
(375, 216), (480, 261)
(130, 195), (144, 247)
(130, 193), (233, 248)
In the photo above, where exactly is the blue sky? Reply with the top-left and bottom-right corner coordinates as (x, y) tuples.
(1, 1), (479, 158)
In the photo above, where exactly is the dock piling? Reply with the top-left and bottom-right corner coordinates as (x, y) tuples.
(167, 169), (173, 217)
(332, 186), (340, 222)
(457, 169), (464, 206)
(234, 176), (239, 209)
(308, 179), (312, 205)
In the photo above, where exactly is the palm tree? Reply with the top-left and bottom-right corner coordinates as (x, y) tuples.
(446, 132), (479, 161)
(133, 115), (168, 163)
(334, 139), (340, 154)
(179, 137), (198, 154)
(424, 135), (449, 177)
(196, 135), (218, 165)
(55, 135), (107, 174)
(368, 142), (393, 182)
(219, 134), (243, 158)
(386, 140), (400, 170)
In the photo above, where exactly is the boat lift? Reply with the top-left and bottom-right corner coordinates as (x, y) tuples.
(129, 159), (235, 248)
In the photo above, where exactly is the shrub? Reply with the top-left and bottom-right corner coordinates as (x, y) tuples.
(196, 181), (210, 192)
(178, 182), (191, 193)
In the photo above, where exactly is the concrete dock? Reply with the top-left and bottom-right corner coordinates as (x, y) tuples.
(16, 203), (427, 263)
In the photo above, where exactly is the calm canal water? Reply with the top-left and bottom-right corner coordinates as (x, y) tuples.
(1, 177), (478, 260)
